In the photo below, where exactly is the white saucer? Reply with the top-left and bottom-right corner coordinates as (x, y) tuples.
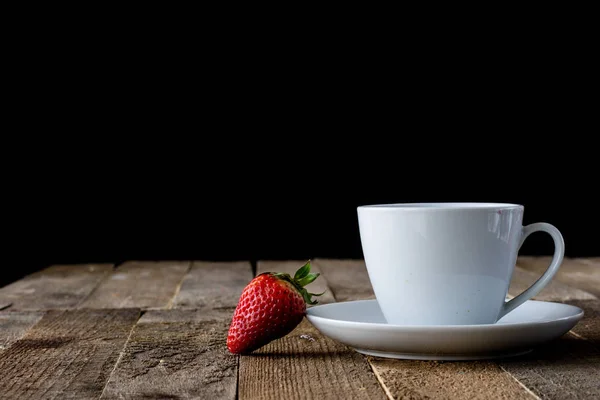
(306, 299), (583, 360)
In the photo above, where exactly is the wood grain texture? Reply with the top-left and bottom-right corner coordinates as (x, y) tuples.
(257, 260), (335, 305)
(0, 264), (113, 311)
(370, 359), (534, 400)
(313, 259), (375, 302)
(499, 335), (600, 400)
(518, 256), (600, 298)
(101, 309), (237, 400)
(173, 261), (253, 309)
(239, 319), (387, 400)
(580, 258), (600, 264)
(79, 261), (190, 309)
(508, 266), (596, 301)
(0, 312), (44, 352)
(0, 308), (140, 399)
(315, 258), (533, 400)
(563, 299), (600, 347)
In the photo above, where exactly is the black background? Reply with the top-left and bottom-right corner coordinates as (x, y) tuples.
(3, 24), (598, 288)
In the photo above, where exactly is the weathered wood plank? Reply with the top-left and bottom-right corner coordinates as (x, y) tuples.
(79, 261), (190, 309)
(0, 264), (113, 311)
(563, 299), (600, 347)
(239, 260), (387, 400)
(370, 359), (534, 400)
(499, 335), (600, 400)
(316, 258), (533, 400)
(580, 257), (600, 266)
(508, 266), (596, 301)
(239, 319), (388, 400)
(0, 308), (140, 399)
(257, 260), (336, 305)
(0, 312), (44, 352)
(100, 308), (237, 400)
(518, 256), (600, 298)
(313, 259), (375, 302)
(172, 261), (253, 309)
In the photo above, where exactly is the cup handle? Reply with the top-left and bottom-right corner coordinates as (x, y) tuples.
(498, 222), (565, 320)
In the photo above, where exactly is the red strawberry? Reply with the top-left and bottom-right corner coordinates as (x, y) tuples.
(227, 261), (323, 354)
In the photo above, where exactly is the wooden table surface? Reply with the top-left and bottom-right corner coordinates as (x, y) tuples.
(0, 258), (598, 399)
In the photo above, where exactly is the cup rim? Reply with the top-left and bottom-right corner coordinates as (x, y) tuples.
(357, 202), (523, 211)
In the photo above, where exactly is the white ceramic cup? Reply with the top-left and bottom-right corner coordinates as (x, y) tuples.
(357, 203), (564, 326)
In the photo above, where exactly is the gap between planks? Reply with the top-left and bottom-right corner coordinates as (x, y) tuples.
(73, 264), (118, 308)
(499, 365), (542, 400)
(99, 309), (142, 399)
(78, 261), (192, 309)
(368, 360), (395, 400)
(165, 262), (192, 309)
(0, 264), (115, 311)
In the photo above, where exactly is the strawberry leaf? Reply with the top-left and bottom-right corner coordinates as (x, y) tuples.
(294, 261), (311, 280)
(296, 272), (320, 287)
(301, 288), (321, 305)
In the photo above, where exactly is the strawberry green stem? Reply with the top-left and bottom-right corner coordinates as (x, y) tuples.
(273, 261), (324, 305)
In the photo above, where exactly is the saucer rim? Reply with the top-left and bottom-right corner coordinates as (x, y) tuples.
(306, 299), (584, 331)
(353, 347), (534, 361)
